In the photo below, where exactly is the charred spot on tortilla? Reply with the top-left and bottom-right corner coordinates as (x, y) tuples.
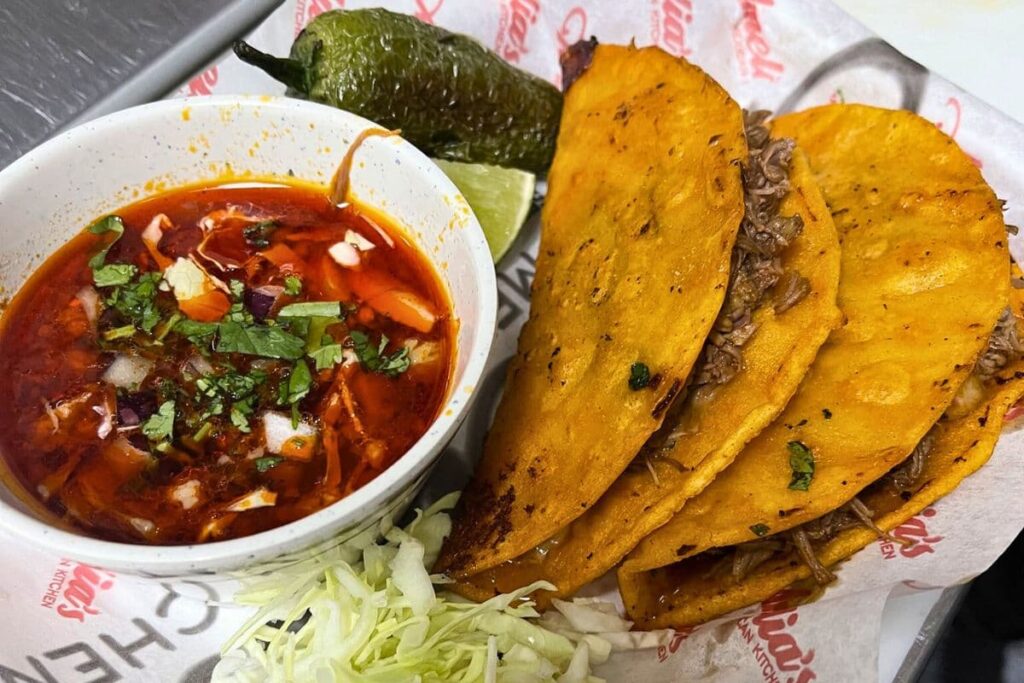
(560, 37), (598, 90)
(652, 380), (683, 418)
(443, 484), (517, 572)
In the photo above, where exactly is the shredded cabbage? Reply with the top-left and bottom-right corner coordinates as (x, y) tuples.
(213, 493), (647, 683)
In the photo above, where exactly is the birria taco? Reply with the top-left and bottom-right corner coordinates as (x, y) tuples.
(618, 104), (1019, 629)
(447, 103), (843, 599)
(436, 42), (749, 577)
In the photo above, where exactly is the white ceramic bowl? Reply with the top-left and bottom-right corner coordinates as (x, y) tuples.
(0, 96), (496, 577)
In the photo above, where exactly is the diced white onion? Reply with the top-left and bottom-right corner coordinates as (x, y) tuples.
(164, 257), (212, 301)
(262, 412), (318, 455)
(102, 354), (154, 389)
(328, 241), (361, 267)
(344, 230), (376, 251)
(170, 480), (201, 510)
(226, 488), (277, 512)
(185, 355), (215, 377)
(75, 286), (100, 325)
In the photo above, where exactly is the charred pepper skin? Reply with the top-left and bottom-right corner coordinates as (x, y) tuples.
(233, 8), (562, 173)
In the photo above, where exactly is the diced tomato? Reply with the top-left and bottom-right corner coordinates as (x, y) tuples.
(259, 243), (305, 274)
(178, 290), (231, 322)
(318, 253), (353, 301)
(348, 269), (437, 333)
(280, 434), (316, 461)
(356, 305), (375, 325)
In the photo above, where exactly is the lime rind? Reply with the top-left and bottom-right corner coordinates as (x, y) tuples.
(435, 159), (536, 263)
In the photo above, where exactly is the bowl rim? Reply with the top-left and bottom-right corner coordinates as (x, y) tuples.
(0, 94), (497, 572)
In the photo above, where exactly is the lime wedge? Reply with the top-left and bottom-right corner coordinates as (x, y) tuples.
(434, 159), (536, 263)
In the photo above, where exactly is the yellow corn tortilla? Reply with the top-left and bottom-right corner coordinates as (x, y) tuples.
(436, 44), (747, 577)
(620, 104), (1012, 627)
(450, 148), (841, 602)
(622, 104), (1010, 593)
(619, 296), (1024, 629)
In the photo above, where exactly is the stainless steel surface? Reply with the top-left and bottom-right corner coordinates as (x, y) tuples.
(0, 0), (282, 169)
(893, 585), (969, 682)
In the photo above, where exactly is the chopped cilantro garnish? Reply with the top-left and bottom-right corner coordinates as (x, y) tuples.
(286, 360), (313, 404)
(305, 316), (340, 354)
(229, 279), (246, 301)
(216, 321), (306, 359)
(230, 396), (257, 433)
(224, 300), (255, 325)
(104, 271), (163, 333)
(281, 315), (311, 339)
(197, 369), (267, 401)
(155, 312), (182, 342)
(242, 220), (278, 249)
(310, 343), (344, 371)
(195, 370), (266, 424)
(174, 319), (218, 345)
(142, 401), (176, 442)
(86, 215), (126, 268)
(191, 421), (214, 443)
(628, 362), (651, 390)
(278, 301), (343, 318)
(787, 441), (815, 491)
(254, 455), (285, 473)
(350, 331), (410, 377)
(158, 378), (178, 403)
(750, 523), (770, 537)
(284, 275), (303, 296)
(102, 324), (136, 341)
(93, 263), (137, 288)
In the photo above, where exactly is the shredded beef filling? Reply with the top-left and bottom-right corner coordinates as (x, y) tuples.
(879, 430), (933, 493)
(693, 110), (806, 389)
(974, 308), (1024, 381)
(717, 497), (890, 585)
(702, 308), (1024, 586)
(630, 112), (806, 474)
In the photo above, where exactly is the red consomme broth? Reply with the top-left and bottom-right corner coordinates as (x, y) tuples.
(0, 184), (453, 544)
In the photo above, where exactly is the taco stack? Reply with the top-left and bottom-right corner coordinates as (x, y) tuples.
(436, 42), (750, 577)
(436, 40), (1022, 631)
(618, 104), (1022, 628)
(445, 46), (843, 601)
